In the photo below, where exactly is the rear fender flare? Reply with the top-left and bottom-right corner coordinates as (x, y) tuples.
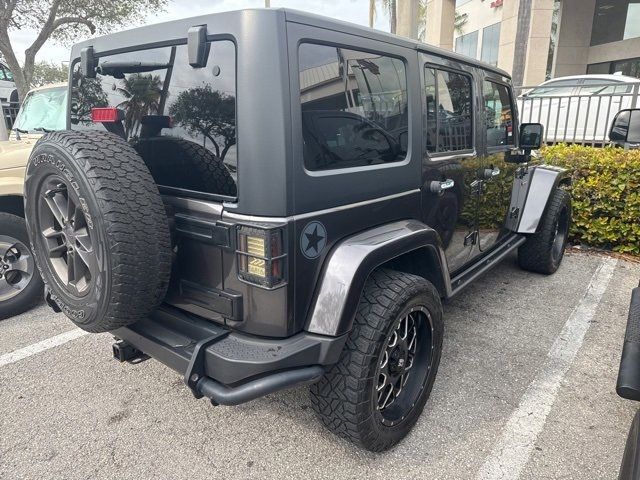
(305, 219), (449, 337)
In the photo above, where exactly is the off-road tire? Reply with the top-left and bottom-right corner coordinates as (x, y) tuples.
(134, 137), (236, 197)
(310, 269), (444, 452)
(24, 131), (171, 332)
(518, 188), (571, 275)
(0, 213), (43, 319)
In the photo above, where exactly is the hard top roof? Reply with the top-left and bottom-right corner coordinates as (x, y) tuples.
(70, 8), (511, 79)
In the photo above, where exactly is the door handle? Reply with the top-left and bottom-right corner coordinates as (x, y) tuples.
(429, 178), (455, 194)
(482, 167), (501, 179)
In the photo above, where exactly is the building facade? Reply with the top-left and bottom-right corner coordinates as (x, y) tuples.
(425, 0), (640, 86)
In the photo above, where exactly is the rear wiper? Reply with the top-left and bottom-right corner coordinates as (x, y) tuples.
(96, 61), (171, 79)
(33, 127), (53, 133)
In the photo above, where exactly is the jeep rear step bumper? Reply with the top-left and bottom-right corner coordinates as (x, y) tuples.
(111, 306), (346, 406)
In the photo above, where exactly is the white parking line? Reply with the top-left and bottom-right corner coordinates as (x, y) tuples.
(0, 328), (88, 367)
(477, 257), (618, 480)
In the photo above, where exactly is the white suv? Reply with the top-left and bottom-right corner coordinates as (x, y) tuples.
(518, 74), (640, 143)
(0, 62), (17, 104)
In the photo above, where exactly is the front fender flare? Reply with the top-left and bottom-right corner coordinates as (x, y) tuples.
(513, 165), (571, 234)
(305, 219), (449, 337)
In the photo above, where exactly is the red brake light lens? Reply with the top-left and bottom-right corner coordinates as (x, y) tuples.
(91, 107), (122, 123)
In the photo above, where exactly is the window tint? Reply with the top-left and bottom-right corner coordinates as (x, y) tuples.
(0, 66), (7, 81)
(424, 67), (473, 154)
(70, 41), (237, 197)
(299, 43), (408, 171)
(483, 80), (514, 147)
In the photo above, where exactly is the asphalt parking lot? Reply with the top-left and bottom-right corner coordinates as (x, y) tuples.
(1, 250), (639, 480)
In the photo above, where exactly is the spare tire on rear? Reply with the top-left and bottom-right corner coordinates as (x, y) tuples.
(24, 131), (172, 333)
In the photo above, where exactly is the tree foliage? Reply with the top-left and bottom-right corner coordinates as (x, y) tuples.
(31, 60), (67, 87)
(169, 85), (236, 160)
(0, 0), (167, 100)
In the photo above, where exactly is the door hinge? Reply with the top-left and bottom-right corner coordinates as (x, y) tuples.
(509, 207), (520, 219)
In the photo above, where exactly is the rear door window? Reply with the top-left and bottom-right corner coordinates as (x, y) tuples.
(424, 67), (474, 154)
(298, 43), (408, 171)
(70, 40), (237, 198)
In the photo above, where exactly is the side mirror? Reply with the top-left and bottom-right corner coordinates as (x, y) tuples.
(519, 123), (544, 152)
(610, 109), (640, 148)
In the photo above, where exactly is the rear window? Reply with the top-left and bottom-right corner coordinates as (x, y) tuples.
(70, 40), (237, 199)
(298, 43), (408, 171)
(526, 79), (576, 97)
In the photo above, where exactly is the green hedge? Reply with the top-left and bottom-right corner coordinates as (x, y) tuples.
(540, 144), (640, 255)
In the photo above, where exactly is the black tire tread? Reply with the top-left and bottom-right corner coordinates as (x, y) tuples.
(309, 269), (442, 452)
(28, 131), (171, 332)
(518, 188), (571, 275)
(135, 137), (236, 197)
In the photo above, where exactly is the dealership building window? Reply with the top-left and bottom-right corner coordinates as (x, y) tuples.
(591, 0), (640, 46)
(455, 30), (479, 59)
(481, 23), (501, 66)
(587, 56), (640, 78)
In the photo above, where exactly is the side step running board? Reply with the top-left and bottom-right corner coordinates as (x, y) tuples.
(617, 283), (640, 401)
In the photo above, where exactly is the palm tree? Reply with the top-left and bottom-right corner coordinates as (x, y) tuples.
(369, 0), (397, 34)
(116, 74), (163, 138)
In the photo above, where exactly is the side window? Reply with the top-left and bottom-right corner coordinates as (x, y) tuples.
(424, 67), (473, 154)
(298, 43), (408, 171)
(0, 66), (6, 81)
(70, 40), (237, 197)
(483, 80), (514, 148)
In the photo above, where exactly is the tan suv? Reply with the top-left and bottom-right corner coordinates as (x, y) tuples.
(0, 83), (67, 319)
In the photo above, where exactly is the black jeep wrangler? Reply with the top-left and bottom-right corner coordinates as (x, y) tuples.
(24, 9), (571, 451)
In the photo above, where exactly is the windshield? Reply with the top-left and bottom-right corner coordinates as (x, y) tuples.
(13, 86), (67, 132)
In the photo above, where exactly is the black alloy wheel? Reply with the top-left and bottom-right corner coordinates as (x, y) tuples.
(37, 175), (97, 298)
(375, 306), (434, 427)
(0, 235), (35, 303)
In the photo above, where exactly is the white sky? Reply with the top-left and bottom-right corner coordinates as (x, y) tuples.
(9, 0), (391, 65)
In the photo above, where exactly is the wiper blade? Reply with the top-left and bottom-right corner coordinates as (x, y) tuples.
(14, 128), (28, 133)
(33, 127), (53, 133)
(96, 61), (171, 78)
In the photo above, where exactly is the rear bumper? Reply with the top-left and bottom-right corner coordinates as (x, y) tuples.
(112, 305), (347, 405)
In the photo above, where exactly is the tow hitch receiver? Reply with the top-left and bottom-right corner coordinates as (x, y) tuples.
(112, 340), (145, 363)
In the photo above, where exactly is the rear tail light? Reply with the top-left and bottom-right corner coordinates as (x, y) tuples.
(91, 107), (123, 123)
(237, 226), (286, 289)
